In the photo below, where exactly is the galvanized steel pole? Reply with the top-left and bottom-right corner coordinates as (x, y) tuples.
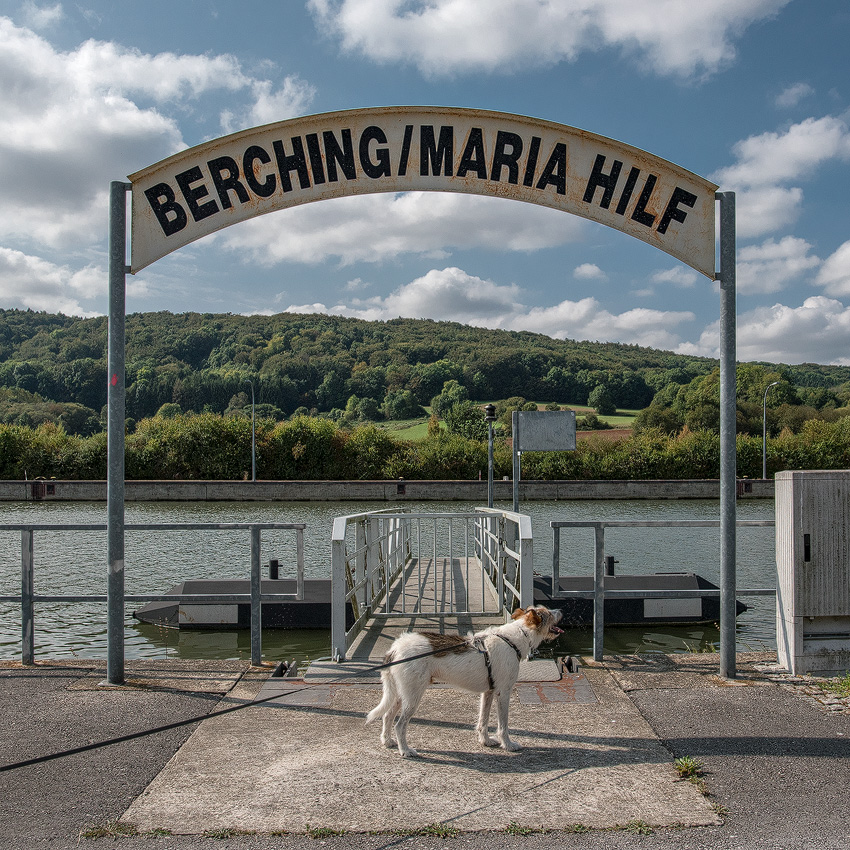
(762, 381), (780, 480)
(592, 524), (605, 662)
(512, 410), (520, 513)
(21, 529), (34, 665)
(483, 404), (496, 509)
(106, 181), (130, 685)
(717, 191), (737, 679)
(487, 421), (494, 508)
(250, 525), (262, 665)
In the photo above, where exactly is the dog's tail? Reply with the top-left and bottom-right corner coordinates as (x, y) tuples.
(365, 651), (398, 725)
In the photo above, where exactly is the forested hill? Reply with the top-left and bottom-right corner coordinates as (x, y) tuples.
(2, 308), (849, 435)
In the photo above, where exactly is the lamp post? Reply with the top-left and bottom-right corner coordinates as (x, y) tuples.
(484, 403), (496, 508)
(762, 381), (780, 480)
(244, 379), (256, 482)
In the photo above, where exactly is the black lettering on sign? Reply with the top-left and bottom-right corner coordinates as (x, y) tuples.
(305, 133), (325, 185)
(457, 128), (487, 179)
(243, 145), (276, 198)
(398, 125), (413, 176)
(175, 166), (218, 222)
(631, 173), (657, 228)
(536, 143), (567, 195)
(615, 167), (640, 216)
(420, 125), (454, 176)
(359, 125), (392, 179)
(323, 129), (357, 182)
(583, 154), (622, 209)
(144, 183), (188, 236)
(208, 156), (250, 209)
(490, 130), (522, 184)
(657, 187), (697, 234)
(272, 137), (311, 193)
(523, 136), (541, 187)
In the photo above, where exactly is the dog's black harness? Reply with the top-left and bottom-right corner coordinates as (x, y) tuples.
(473, 633), (524, 691)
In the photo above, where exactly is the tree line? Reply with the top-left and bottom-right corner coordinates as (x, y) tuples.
(3, 410), (849, 482)
(3, 307), (849, 437)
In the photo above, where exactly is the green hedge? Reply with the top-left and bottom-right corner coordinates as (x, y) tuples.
(2, 415), (849, 481)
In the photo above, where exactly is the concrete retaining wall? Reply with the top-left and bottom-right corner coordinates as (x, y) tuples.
(0, 478), (774, 502)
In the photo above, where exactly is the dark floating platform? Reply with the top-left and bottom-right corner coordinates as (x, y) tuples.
(133, 579), (352, 630)
(533, 572), (746, 628)
(134, 572), (744, 631)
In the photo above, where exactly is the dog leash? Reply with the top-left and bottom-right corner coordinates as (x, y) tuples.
(1, 635), (534, 773)
(0, 642), (476, 774)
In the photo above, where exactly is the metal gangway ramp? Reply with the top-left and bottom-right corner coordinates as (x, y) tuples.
(329, 509), (533, 663)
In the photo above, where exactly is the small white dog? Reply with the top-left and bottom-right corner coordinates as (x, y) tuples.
(366, 605), (563, 758)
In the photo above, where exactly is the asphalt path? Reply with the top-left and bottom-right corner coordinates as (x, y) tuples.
(1, 656), (847, 850)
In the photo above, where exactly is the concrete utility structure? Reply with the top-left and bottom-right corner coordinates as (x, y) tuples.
(106, 106), (738, 683)
(776, 470), (850, 674)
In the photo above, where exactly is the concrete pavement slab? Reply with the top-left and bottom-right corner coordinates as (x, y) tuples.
(120, 665), (718, 835)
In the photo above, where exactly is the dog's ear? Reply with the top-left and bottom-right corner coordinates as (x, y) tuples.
(524, 608), (543, 628)
(512, 607), (526, 620)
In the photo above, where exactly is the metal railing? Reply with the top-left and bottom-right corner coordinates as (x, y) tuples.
(1, 522), (306, 666)
(550, 519), (777, 661)
(330, 508), (533, 661)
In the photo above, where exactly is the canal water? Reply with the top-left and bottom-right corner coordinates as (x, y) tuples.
(0, 499), (776, 664)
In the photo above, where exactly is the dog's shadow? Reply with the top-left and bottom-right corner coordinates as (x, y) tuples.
(394, 743), (635, 775)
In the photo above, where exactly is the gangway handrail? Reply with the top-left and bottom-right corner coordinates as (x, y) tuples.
(550, 518), (776, 661)
(330, 507), (534, 661)
(1, 522), (306, 666)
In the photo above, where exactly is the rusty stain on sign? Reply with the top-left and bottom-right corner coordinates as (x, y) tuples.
(129, 107), (718, 277)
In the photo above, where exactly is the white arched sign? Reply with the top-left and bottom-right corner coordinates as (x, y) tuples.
(105, 107), (737, 685)
(129, 107), (717, 278)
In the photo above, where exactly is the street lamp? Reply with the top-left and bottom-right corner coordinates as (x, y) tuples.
(244, 379), (256, 482)
(484, 403), (496, 508)
(762, 381), (780, 480)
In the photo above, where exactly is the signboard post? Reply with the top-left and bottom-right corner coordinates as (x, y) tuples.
(511, 410), (577, 513)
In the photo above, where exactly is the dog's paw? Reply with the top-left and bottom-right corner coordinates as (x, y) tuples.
(399, 747), (420, 758)
(479, 736), (499, 748)
(381, 736), (396, 749)
(501, 741), (522, 752)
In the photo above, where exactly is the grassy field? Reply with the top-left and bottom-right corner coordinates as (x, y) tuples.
(499, 401), (639, 431)
(374, 402), (639, 442)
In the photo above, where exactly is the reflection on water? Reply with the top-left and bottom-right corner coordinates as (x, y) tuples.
(133, 622), (333, 664)
(0, 498), (776, 662)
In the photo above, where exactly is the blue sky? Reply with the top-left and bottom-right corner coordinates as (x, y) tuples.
(1, 0), (849, 365)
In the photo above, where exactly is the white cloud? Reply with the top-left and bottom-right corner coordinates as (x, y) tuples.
(220, 76), (317, 134)
(285, 265), (693, 349)
(652, 267), (698, 288)
(220, 192), (585, 265)
(0, 17), (316, 251)
(715, 116), (850, 187)
(713, 116), (850, 238)
(309, 0), (790, 78)
(731, 185), (803, 238)
(573, 263), (607, 281)
(775, 82), (814, 108)
(20, 2), (63, 30)
(344, 277), (369, 291)
(737, 236), (821, 294)
(815, 240), (850, 297)
(0, 246), (101, 315)
(690, 296), (850, 364)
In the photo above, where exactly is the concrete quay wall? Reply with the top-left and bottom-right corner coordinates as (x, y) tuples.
(0, 478), (773, 502)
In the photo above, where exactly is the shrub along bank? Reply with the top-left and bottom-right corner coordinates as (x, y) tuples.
(1, 413), (849, 482)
